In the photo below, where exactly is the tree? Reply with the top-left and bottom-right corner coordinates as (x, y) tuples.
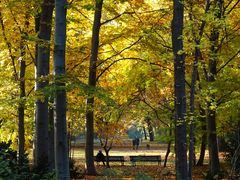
(18, 15), (28, 165)
(95, 109), (126, 168)
(206, 0), (223, 176)
(187, 0), (211, 177)
(172, 0), (188, 179)
(54, 0), (70, 178)
(34, 0), (54, 171)
(85, 0), (103, 175)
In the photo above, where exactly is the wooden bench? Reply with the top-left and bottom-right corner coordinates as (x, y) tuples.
(94, 156), (125, 165)
(129, 155), (161, 166)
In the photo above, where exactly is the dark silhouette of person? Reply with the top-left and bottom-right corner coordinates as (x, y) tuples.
(135, 138), (140, 150)
(96, 150), (105, 165)
(132, 139), (136, 150)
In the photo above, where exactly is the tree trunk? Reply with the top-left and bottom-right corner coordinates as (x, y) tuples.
(54, 0), (70, 179)
(197, 106), (207, 166)
(164, 128), (172, 167)
(18, 52), (25, 165)
(188, 43), (200, 179)
(34, 0), (54, 171)
(18, 15), (29, 165)
(172, 0), (188, 179)
(48, 96), (55, 170)
(85, 0), (103, 175)
(145, 117), (154, 141)
(105, 149), (110, 168)
(207, 107), (220, 176)
(143, 126), (147, 140)
(206, 0), (223, 177)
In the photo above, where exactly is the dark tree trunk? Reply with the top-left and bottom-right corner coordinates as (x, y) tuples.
(54, 0), (70, 178)
(188, 0), (211, 176)
(18, 15), (29, 165)
(197, 106), (207, 166)
(197, 133), (207, 166)
(207, 107), (220, 176)
(48, 96), (55, 170)
(172, 0), (188, 179)
(188, 43), (201, 179)
(143, 126), (147, 140)
(34, 0), (54, 171)
(18, 51), (25, 165)
(105, 149), (110, 168)
(164, 128), (172, 167)
(85, 0), (103, 175)
(145, 117), (154, 141)
(206, 0), (223, 177)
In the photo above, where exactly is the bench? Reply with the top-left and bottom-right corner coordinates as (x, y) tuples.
(129, 155), (161, 166)
(94, 156), (125, 165)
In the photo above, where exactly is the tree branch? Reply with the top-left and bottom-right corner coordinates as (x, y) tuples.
(97, 36), (143, 67)
(101, 11), (135, 26)
(141, 98), (169, 127)
(0, 11), (18, 80)
(217, 49), (240, 74)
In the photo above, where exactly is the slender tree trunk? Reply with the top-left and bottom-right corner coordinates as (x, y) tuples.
(85, 0), (103, 175)
(172, 0), (188, 179)
(18, 15), (29, 165)
(164, 128), (172, 167)
(207, 0), (223, 177)
(105, 149), (110, 168)
(33, 14), (40, 167)
(197, 106), (207, 166)
(18, 47), (26, 164)
(34, 0), (54, 171)
(188, 43), (200, 179)
(145, 116), (154, 141)
(54, 0), (70, 178)
(143, 126), (147, 140)
(188, 0), (211, 176)
(48, 96), (55, 170)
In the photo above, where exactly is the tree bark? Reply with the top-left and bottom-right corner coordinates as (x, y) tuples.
(188, 42), (200, 179)
(54, 0), (70, 179)
(143, 126), (147, 140)
(48, 96), (55, 170)
(197, 106), (207, 166)
(145, 117), (154, 141)
(172, 0), (188, 179)
(34, 0), (54, 171)
(206, 0), (223, 177)
(18, 15), (29, 165)
(85, 0), (103, 175)
(18, 47), (26, 165)
(164, 128), (172, 167)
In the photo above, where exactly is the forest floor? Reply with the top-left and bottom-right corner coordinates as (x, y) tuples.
(71, 146), (238, 179)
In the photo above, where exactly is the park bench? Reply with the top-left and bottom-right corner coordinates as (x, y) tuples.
(94, 155), (125, 165)
(129, 155), (161, 166)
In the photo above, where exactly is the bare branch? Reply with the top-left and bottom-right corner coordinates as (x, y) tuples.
(96, 57), (173, 81)
(141, 98), (169, 127)
(101, 11), (135, 26)
(217, 49), (240, 74)
(226, 0), (240, 15)
(0, 11), (18, 80)
(97, 36), (143, 67)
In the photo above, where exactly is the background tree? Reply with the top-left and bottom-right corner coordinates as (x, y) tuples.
(54, 0), (70, 178)
(34, 0), (54, 171)
(172, 0), (188, 179)
(85, 0), (103, 175)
